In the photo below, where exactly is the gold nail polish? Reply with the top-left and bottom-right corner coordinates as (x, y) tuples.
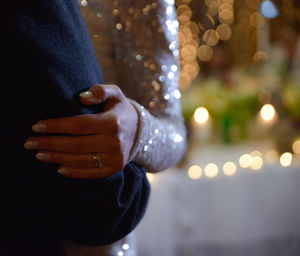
(79, 91), (94, 99)
(32, 123), (47, 133)
(35, 152), (51, 161)
(24, 141), (40, 150)
(57, 168), (70, 176)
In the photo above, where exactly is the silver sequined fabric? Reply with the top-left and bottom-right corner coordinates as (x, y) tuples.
(82, 0), (187, 172)
(63, 1), (187, 255)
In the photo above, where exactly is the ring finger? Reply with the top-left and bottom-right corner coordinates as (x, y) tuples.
(35, 151), (117, 169)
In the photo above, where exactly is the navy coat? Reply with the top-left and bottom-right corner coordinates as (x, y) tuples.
(0, 0), (150, 254)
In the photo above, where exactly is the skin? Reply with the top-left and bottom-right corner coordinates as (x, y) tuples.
(24, 84), (138, 179)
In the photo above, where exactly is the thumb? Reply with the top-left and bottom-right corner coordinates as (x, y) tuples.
(79, 84), (123, 105)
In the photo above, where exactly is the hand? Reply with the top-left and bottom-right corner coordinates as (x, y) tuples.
(24, 84), (138, 179)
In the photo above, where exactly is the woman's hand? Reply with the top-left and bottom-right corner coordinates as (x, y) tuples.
(24, 84), (138, 179)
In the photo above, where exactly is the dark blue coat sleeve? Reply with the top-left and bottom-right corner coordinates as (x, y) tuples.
(1, 0), (150, 246)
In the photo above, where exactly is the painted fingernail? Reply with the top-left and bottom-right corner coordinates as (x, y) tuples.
(79, 91), (94, 99)
(35, 152), (51, 161)
(32, 123), (47, 133)
(24, 141), (40, 150)
(57, 168), (70, 176)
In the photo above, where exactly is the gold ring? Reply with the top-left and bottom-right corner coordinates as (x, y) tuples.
(91, 153), (103, 168)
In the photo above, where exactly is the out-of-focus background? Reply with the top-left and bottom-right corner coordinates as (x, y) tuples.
(133, 0), (300, 255)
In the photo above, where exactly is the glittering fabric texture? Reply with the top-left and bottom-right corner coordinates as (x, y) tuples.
(81, 0), (186, 173)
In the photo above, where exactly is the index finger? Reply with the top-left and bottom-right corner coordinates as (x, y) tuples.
(31, 113), (114, 135)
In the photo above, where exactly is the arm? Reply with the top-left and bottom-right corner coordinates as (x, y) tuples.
(85, 0), (187, 172)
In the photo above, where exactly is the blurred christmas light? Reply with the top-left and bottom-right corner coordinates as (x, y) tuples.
(280, 152), (293, 167)
(253, 51), (269, 63)
(292, 139), (300, 154)
(203, 29), (219, 46)
(216, 24), (232, 41)
(251, 150), (263, 157)
(250, 12), (265, 29)
(239, 154), (252, 168)
(260, 104), (276, 121)
(188, 165), (202, 179)
(197, 45), (214, 62)
(194, 107), (209, 124)
(260, 0), (278, 19)
(205, 163), (219, 178)
(223, 162), (237, 176)
(265, 150), (279, 164)
(251, 156), (264, 170)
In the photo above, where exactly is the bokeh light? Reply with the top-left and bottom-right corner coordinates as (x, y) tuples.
(239, 154), (252, 168)
(280, 152), (293, 167)
(251, 156), (264, 170)
(292, 139), (300, 154)
(216, 24), (232, 41)
(188, 165), (202, 179)
(194, 107), (209, 124)
(223, 162), (237, 176)
(260, 0), (278, 19)
(260, 104), (276, 121)
(265, 150), (279, 164)
(198, 45), (214, 62)
(146, 173), (154, 183)
(205, 163), (219, 178)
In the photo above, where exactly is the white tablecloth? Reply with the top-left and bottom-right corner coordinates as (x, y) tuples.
(135, 144), (300, 256)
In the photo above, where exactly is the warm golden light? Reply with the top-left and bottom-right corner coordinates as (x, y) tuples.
(251, 156), (263, 170)
(253, 51), (269, 63)
(216, 24), (232, 41)
(250, 151), (262, 157)
(146, 173), (154, 183)
(188, 165), (202, 179)
(250, 12), (265, 29)
(219, 9), (234, 25)
(223, 162), (237, 176)
(197, 45), (214, 62)
(205, 163), (219, 178)
(265, 150), (279, 164)
(203, 30), (219, 46)
(280, 152), (293, 167)
(194, 107), (209, 124)
(260, 104), (276, 121)
(239, 154), (252, 168)
(292, 139), (300, 154)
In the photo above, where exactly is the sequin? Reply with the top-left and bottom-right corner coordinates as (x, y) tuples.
(159, 75), (165, 82)
(122, 243), (130, 250)
(171, 64), (178, 71)
(116, 23), (123, 30)
(135, 54), (142, 61)
(168, 71), (174, 79)
(169, 41), (176, 50)
(166, 6), (173, 16)
(173, 89), (181, 99)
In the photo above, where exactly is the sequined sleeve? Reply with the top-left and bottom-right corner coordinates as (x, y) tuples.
(81, 0), (186, 172)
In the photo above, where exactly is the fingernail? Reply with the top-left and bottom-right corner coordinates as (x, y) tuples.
(79, 91), (94, 99)
(35, 152), (51, 161)
(24, 141), (40, 150)
(32, 123), (47, 133)
(58, 168), (70, 176)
